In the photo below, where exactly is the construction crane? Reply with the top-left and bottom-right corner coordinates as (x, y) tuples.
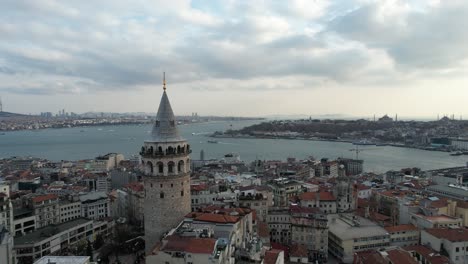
(349, 145), (379, 160)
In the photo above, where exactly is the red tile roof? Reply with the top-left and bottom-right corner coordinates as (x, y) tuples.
(386, 249), (418, 264)
(402, 245), (450, 264)
(424, 228), (468, 242)
(298, 191), (336, 201)
(163, 235), (216, 254)
(191, 183), (209, 192)
(357, 184), (371, 190)
(124, 182), (144, 192)
(457, 201), (468, 209)
(264, 249), (283, 264)
(32, 194), (58, 203)
(187, 212), (240, 224)
(426, 198), (448, 208)
(353, 250), (386, 264)
(385, 224), (419, 233)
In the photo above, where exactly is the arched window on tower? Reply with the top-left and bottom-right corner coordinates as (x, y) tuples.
(149, 146), (154, 155)
(141, 146), (145, 154)
(167, 146), (174, 155)
(147, 161), (153, 174)
(177, 145), (181, 154)
(168, 161), (175, 174)
(157, 162), (164, 174)
(158, 146), (163, 154)
(178, 160), (185, 173)
(160, 192), (164, 198)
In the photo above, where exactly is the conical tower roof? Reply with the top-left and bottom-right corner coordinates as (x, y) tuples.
(149, 89), (184, 142)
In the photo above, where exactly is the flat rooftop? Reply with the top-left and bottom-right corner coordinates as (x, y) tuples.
(34, 256), (90, 264)
(15, 218), (91, 245)
(328, 214), (389, 241)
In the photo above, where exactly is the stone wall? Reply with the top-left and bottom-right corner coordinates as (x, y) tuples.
(144, 173), (191, 254)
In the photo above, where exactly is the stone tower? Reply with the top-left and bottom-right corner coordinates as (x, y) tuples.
(141, 77), (191, 254)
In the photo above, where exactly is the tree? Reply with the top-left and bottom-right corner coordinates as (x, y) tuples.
(94, 234), (105, 249)
(87, 240), (94, 262)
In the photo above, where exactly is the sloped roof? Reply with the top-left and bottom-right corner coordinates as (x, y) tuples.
(403, 245), (450, 264)
(386, 249), (418, 264)
(163, 235), (216, 254)
(148, 90), (184, 142)
(424, 228), (468, 242)
(32, 194), (58, 203)
(299, 191), (336, 201)
(384, 224), (419, 233)
(264, 249), (283, 264)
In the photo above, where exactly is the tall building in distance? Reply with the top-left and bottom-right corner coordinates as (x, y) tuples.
(140, 74), (192, 254)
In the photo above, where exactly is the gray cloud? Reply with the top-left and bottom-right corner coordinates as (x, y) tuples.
(329, 1), (468, 70)
(0, 0), (467, 97)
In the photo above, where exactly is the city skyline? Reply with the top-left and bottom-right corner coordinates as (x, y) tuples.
(1, 0), (468, 117)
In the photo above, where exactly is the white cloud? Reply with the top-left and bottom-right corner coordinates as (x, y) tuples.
(0, 0), (467, 117)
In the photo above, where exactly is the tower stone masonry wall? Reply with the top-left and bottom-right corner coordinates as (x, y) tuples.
(141, 85), (192, 254)
(144, 173), (191, 254)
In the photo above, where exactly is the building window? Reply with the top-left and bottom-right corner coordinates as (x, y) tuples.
(160, 192), (164, 198)
(181, 191), (184, 196)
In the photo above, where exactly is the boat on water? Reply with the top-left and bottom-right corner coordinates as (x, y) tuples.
(450, 151), (463, 156)
(207, 140), (219, 144)
(353, 139), (375, 146)
(376, 143), (387, 146)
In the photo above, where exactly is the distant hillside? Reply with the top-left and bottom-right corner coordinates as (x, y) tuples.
(0, 111), (28, 118)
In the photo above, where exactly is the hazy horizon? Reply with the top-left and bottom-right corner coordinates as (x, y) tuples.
(1, 1), (468, 117)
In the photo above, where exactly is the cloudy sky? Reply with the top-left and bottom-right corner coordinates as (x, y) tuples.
(1, 0), (468, 118)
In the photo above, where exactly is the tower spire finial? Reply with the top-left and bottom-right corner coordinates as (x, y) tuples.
(163, 72), (166, 91)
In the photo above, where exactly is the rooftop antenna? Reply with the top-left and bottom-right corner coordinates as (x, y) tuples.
(163, 72), (166, 91)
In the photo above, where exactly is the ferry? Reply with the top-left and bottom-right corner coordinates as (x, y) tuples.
(450, 151), (463, 156)
(207, 140), (219, 144)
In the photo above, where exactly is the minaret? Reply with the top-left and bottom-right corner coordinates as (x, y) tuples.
(141, 73), (191, 254)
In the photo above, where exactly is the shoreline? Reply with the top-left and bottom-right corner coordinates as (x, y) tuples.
(210, 134), (455, 154)
(0, 119), (264, 133)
